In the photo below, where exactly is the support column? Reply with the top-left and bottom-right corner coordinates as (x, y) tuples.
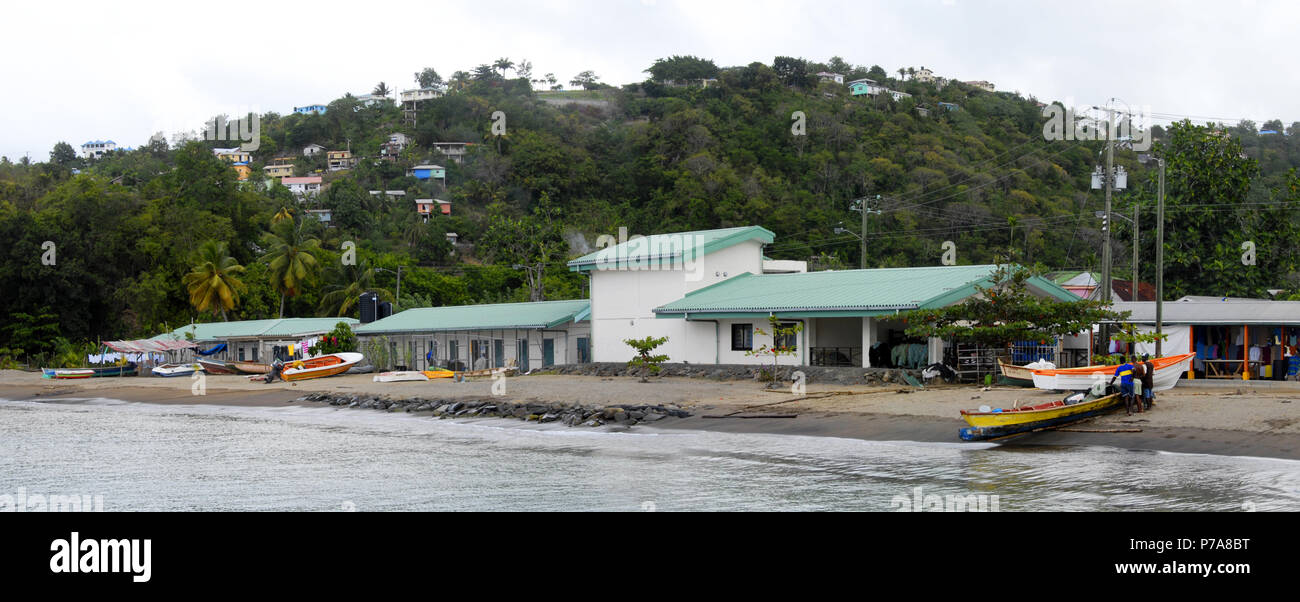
(862, 317), (876, 368)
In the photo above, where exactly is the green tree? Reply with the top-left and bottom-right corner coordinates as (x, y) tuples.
(747, 316), (803, 387)
(372, 82), (391, 97)
(318, 260), (391, 317)
(900, 265), (1128, 351)
(645, 55), (719, 83)
(183, 240), (246, 320)
(414, 67), (443, 88)
(49, 142), (78, 167)
(569, 70), (600, 90)
(624, 335), (669, 382)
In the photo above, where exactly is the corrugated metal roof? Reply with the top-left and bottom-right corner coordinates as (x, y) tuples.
(654, 265), (993, 315)
(567, 226), (774, 271)
(654, 265), (1079, 317)
(1107, 300), (1300, 325)
(151, 318), (358, 342)
(354, 300), (589, 334)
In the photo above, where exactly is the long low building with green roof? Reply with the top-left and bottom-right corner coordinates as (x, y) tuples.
(352, 300), (590, 371)
(152, 317), (359, 364)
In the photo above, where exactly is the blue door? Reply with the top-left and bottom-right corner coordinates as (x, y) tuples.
(543, 339), (555, 367)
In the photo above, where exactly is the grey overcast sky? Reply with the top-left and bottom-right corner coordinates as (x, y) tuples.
(2, 0), (1295, 160)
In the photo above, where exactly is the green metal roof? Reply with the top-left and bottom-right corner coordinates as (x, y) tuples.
(653, 265), (1079, 318)
(151, 318), (358, 342)
(567, 226), (774, 272)
(354, 299), (589, 334)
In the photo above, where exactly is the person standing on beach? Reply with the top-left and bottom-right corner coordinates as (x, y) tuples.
(1141, 354), (1156, 410)
(1109, 359), (1139, 415)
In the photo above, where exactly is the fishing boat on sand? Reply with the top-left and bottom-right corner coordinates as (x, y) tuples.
(226, 361), (272, 375)
(196, 359), (237, 374)
(996, 358), (1056, 387)
(372, 370), (457, 382)
(41, 363), (138, 379)
(152, 363), (198, 377)
(281, 352), (363, 382)
(1030, 353), (1195, 392)
(959, 389), (1122, 441)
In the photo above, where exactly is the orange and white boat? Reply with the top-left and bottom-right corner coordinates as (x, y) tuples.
(281, 352), (364, 382)
(1030, 352), (1195, 392)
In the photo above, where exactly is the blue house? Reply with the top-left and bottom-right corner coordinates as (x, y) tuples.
(408, 164), (446, 181)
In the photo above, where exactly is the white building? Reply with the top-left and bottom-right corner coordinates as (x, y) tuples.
(816, 71), (845, 85)
(568, 226), (1079, 369)
(303, 143), (326, 157)
(913, 67), (936, 83)
(282, 176), (322, 199)
(80, 140), (117, 159)
(965, 80), (996, 92)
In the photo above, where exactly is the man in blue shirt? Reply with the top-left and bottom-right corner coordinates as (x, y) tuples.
(1109, 360), (1139, 415)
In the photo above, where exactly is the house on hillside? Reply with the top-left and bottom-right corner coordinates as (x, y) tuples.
(408, 164), (446, 182)
(283, 176), (322, 199)
(430, 142), (472, 164)
(303, 143), (326, 157)
(327, 150), (354, 171)
(913, 67), (936, 83)
(964, 80), (996, 92)
(816, 71), (845, 85)
(847, 78), (885, 96)
(415, 198), (450, 221)
(80, 140), (117, 159)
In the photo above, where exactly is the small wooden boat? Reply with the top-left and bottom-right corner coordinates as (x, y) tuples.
(196, 359), (236, 374)
(997, 358), (1037, 387)
(227, 361), (272, 375)
(41, 363), (138, 379)
(456, 367), (516, 378)
(152, 363), (198, 377)
(959, 392), (1122, 441)
(281, 352), (363, 382)
(1030, 353), (1195, 391)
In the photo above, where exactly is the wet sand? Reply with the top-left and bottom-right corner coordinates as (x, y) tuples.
(3, 370), (1298, 460)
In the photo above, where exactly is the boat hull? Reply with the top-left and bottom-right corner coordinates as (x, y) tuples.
(282, 352), (363, 382)
(996, 358), (1036, 387)
(42, 363), (137, 379)
(196, 359), (236, 374)
(373, 371), (429, 383)
(1030, 353), (1194, 391)
(228, 361), (271, 374)
(959, 394), (1122, 440)
(152, 363), (197, 377)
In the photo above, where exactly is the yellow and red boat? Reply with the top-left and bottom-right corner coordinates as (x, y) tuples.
(281, 352), (363, 382)
(959, 391), (1122, 441)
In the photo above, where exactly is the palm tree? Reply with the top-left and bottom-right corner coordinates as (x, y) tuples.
(897, 68), (905, 81)
(272, 206), (293, 223)
(906, 67), (916, 81)
(373, 82), (391, 97)
(261, 219), (321, 318)
(183, 240), (246, 321)
(318, 260), (392, 317)
(493, 58), (515, 78)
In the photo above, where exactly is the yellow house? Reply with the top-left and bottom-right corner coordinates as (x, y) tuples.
(266, 164), (294, 178)
(231, 163), (251, 181)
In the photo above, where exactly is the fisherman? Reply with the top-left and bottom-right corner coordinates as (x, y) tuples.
(1109, 358), (1139, 415)
(267, 359), (284, 384)
(1141, 354), (1156, 410)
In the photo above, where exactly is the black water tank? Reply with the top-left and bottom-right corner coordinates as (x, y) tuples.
(359, 292), (379, 323)
(378, 301), (393, 320)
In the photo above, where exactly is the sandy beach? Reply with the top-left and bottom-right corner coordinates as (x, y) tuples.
(3, 369), (1298, 459)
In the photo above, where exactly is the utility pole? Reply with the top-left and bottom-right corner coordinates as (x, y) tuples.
(1155, 158), (1165, 357)
(851, 195), (882, 269)
(1100, 105), (1116, 353)
(1132, 201), (1139, 302)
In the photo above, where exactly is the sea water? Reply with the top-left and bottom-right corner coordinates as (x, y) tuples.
(1, 398), (1296, 511)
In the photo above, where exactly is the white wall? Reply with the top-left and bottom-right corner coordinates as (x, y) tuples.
(589, 239), (765, 363)
(357, 323), (590, 371)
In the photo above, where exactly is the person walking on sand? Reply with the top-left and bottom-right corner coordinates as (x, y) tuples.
(1140, 354), (1156, 410)
(1109, 359), (1139, 415)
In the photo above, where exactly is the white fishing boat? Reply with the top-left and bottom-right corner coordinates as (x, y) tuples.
(1030, 353), (1195, 391)
(373, 371), (430, 383)
(152, 363), (198, 378)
